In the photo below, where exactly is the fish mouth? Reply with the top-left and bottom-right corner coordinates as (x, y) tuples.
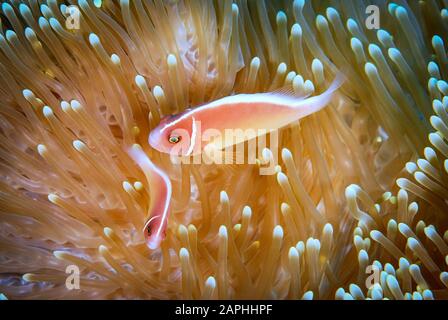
(148, 130), (157, 146)
(148, 130), (163, 152)
(146, 236), (162, 250)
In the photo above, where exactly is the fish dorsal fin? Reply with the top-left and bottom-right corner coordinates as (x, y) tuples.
(158, 108), (194, 129)
(262, 85), (312, 101)
(162, 108), (193, 121)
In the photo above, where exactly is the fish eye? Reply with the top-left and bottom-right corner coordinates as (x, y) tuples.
(168, 135), (181, 144)
(146, 225), (152, 236)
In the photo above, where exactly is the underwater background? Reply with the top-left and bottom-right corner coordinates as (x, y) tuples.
(0, 0), (448, 300)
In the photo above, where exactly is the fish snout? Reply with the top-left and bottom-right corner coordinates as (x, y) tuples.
(148, 130), (161, 150)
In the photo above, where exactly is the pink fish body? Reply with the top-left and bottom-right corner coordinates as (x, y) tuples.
(149, 74), (344, 156)
(128, 144), (171, 249)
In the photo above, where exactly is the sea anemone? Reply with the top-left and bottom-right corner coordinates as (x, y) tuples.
(0, 0), (447, 300)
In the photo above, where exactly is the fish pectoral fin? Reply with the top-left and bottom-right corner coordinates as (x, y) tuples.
(203, 143), (256, 166)
(202, 143), (224, 164)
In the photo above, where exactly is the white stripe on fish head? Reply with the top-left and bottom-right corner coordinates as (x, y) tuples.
(158, 109), (196, 135)
(186, 116), (197, 156)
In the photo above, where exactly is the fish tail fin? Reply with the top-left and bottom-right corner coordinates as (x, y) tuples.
(292, 71), (346, 117)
